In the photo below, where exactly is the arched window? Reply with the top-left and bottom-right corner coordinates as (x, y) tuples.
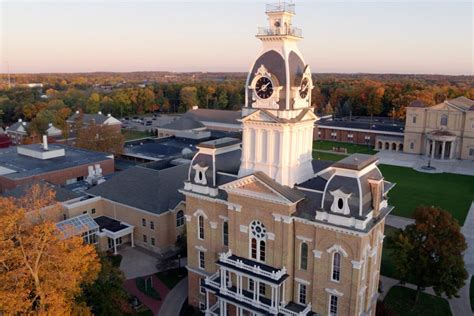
(249, 220), (267, 262)
(251, 238), (257, 259)
(259, 240), (266, 261)
(198, 215), (204, 240)
(300, 242), (308, 270)
(176, 210), (184, 227)
(440, 114), (448, 126)
(223, 221), (228, 246)
(332, 252), (341, 281)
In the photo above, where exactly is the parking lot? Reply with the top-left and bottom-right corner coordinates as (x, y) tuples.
(121, 114), (180, 132)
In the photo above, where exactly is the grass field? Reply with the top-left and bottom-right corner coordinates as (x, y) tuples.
(313, 140), (376, 155)
(379, 164), (474, 225)
(383, 286), (452, 316)
(312, 151), (346, 162)
(122, 129), (150, 141)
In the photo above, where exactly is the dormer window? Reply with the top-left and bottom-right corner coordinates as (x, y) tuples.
(330, 189), (352, 215)
(192, 164), (209, 185)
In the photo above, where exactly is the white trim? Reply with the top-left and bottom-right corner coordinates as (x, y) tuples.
(193, 208), (208, 219)
(240, 225), (248, 233)
(352, 260), (364, 269)
(186, 265), (212, 277)
(325, 288), (344, 297)
(184, 215), (192, 222)
(326, 244), (349, 257)
(295, 277), (310, 286)
(195, 245), (207, 252)
(296, 235), (313, 243)
(318, 125), (404, 136)
(267, 232), (275, 240)
(313, 250), (322, 258)
(219, 215), (229, 221)
(209, 221), (218, 229)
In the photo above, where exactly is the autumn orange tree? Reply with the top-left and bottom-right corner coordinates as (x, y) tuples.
(0, 184), (101, 315)
(75, 121), (124, 154)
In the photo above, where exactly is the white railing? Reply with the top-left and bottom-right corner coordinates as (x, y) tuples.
(257, 26), (302, 38)
(279, 302), (312, 316)
(204, 271), (220, 289)
(218, 250), (287, 281)
(266, 2), (295, 14)
(220, 287), (278, 314)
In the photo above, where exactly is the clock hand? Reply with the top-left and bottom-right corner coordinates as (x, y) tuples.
(261, 82), (270, 91)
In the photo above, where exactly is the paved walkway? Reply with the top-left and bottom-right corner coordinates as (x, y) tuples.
(386, 214), (414, 229)
(119, 247), (159, 280)
(157, 277), (188, 316)
(376, 151), (474, 176)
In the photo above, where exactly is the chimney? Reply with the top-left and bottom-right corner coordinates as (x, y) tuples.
(368, 178), (384, 217)
(98, 111), (102, 115)
(48, 123), (53, 127)
(18, 118), (22, 122)
(76, 110), (80, 114)
(94, 164), (102, 176)
(107, 113), (111, 117)
(42, 135), (48, 150)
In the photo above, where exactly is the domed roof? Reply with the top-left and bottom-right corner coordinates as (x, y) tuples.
(246, 49), (306, 111)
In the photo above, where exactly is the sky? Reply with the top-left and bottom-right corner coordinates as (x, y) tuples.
(0, 0), (472, 75)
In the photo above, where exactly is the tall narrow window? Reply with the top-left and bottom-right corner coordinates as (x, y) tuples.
(259, 240), (266, 262)
(329, 295), (338, 316)
(251, 238), (257, 259)
(198, 215), (204, 240)
(332, 252), (341, 281)
(248, 278), (254, 291)
(150, 221), (154, 230)
(300, 242), (308, 270)
(199, 251), (205, 269)
(299, 284), (307, 304)
(176, 210), (184, 227)
(142, 218), (146, 227)
(259, 283), (266, 296)
(223, 221), (228, 246)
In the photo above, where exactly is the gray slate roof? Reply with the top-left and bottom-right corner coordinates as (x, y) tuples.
(87, 163), (189, 214)
(0, 144), (112, 180)
(160, 117), (205, 131)
(446, 96), (474, 111)
(183, 108), (241, 125)
(253, 171), (305, 203)
(3, 181), (81, 202)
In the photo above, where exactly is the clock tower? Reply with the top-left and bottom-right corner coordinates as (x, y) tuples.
(239, 2), (317, 187)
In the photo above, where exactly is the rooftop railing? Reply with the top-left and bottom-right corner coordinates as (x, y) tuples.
(266, 2), (295, 14)
(257, 26), (302, 38)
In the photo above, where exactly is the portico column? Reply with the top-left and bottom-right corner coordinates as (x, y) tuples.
(113, 238), (117, 255)
(255, 280), (260, 302)
(431, 141), (435, 159)
(281, 282), (286, 305)
(450, 141), (455, 159)
(131, 233), (134, 247)
(441, 141), (446, 160)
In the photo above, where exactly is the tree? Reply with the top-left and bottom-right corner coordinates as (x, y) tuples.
(0, 184), (101, 314)
(387, 206), (468, 304)
(86, 93), (101, 114)
(77, 253), (133, 315)
(75, 122), (124, 154)
(179, 86), (198, 112)
(216, 90), (228, 109)
(324, 102), (334, 115)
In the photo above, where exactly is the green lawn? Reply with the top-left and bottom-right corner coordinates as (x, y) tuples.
(155, 267), (187, 289)
(379, 164), (474, 225)
(122, 129), (150, 141)
(470, 276), (474, 311)
(383, 286), (452, 316)
(313, 140), (376, 155)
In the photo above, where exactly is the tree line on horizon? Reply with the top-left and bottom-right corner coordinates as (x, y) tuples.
(0, 73), (472, 138)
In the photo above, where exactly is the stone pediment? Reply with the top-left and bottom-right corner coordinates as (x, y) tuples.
(240, 109), (281, 123)
(220, 173), (304, 205)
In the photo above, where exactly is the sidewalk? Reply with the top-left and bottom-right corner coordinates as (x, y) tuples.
(157, 277), (188, 316)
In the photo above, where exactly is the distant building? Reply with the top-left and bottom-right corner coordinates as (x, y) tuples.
(5, 120), (63, 145)
(404, 96), (474, 160)
(315, 116), (405, 151)
(66, 111), (122, 135)
(182, 107), (241, 132)
(157, 117), (209, 139)
(0, 138), (114, 193)
(5, 119), (29, 144)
